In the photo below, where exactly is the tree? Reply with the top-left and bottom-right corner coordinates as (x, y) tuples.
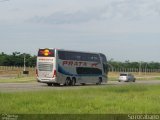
(0, 52), (36, 67)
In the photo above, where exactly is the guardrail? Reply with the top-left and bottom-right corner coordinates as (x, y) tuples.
(108, 68), (160, 73)
(0, 66), (35, 71)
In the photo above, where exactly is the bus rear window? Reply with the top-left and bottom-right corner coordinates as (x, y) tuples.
(38, 49), (54, 57)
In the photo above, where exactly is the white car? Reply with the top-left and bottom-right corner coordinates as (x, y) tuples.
(118, 73), (136, 82)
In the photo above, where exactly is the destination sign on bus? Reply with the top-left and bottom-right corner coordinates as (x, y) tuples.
(38, 49), (54, 57)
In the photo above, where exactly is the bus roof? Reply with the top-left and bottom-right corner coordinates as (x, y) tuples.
(38, 48), (106, 57)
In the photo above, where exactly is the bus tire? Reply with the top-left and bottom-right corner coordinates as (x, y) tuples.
(65, 77), (71, 86)
(133, 79), (136, 82)
(81, 83), (85, 86)
(96, 77), (102, 85)
(53, 83), (60, 86)
(47, 83), (52, 86)
(72, 77), (76, 86)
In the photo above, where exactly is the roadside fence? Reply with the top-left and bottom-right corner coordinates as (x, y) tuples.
(108, 68), (160, 73)
(0, 66), (159, 73)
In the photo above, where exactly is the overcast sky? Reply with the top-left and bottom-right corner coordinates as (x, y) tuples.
(0, 0), (160, 62)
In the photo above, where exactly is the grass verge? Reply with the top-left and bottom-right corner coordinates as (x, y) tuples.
(0, 84), (160, 114)
(0, 77), (36, 83)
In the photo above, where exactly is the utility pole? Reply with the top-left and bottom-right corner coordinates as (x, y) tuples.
(23, 53), (26, 71)
(145, 63), (148, 77)
(139, 61), (142, 76)
(23, 53), (29, 75)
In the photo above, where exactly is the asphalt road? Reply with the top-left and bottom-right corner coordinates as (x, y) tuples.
(0, 80), (160, 92)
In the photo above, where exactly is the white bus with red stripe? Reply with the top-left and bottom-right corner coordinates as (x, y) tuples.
(36, 48), (108, 86)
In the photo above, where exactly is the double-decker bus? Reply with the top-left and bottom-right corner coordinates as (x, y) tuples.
(36, 48), (108, 86)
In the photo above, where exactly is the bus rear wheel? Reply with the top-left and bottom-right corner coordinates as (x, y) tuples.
(47, 83), (53, 86)
(71, 77), (76, 86)
(81, 83), (86, 86)
(65, 77), (71, 86)
(96, 77), (102, 85)
(53, 83), (60, 86)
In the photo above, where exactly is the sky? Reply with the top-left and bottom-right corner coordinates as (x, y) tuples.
(0, 0), (160, 62)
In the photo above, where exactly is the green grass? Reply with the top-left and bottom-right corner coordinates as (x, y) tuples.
(0, 84), (160, 114)
(0, 77), (36, 83)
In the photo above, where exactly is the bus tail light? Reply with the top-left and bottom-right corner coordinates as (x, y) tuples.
(36, 69), (38, 77)
(53, 70), (57, 78)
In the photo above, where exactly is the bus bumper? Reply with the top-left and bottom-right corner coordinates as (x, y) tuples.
(37, 77), (57, 83)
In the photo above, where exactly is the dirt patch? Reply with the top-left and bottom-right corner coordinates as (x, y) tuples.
(0, 74), (16, 79)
